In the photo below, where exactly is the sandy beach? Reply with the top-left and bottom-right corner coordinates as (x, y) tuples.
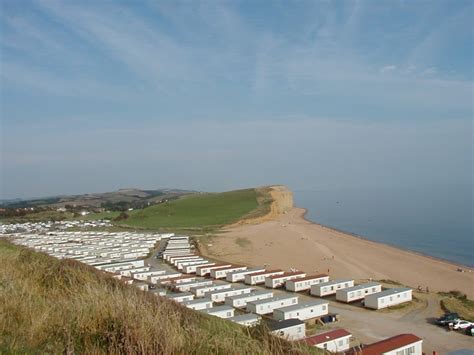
(202, 205), (474, 299)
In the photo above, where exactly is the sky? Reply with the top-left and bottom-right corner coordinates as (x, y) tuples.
(0, 0), (472, 199)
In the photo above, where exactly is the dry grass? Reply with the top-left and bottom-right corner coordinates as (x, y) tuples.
(0, 239), (317, 354)
(440, 291), (474, 322)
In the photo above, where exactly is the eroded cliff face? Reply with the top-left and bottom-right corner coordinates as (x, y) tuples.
(267, 185), (293, 215)
(231, 185), (293, 226)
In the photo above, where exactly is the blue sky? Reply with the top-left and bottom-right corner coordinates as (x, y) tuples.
(1, 0), (472, 199)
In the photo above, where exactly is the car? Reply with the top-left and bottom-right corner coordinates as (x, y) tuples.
(436, 312), (460, 326)
(465, 325), (474, 336)
(450, 320), (473, 330)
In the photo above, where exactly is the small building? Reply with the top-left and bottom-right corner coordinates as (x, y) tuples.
(169, 275), (197, 284)
(196, 263), (232, 277)
(191, 282), (232, 297)
(229, 313), (261, 327)
(204, 286), (254, 303)
(225, 290), (274, 308)
(273, 300), (329, 321)
(364, 288), (412, 310)
(183, 262), (216, 274)
(303, 328), (352, 352)
(176, 259), (209, 271)
(264, 271), (307, 289)
(132, 269), (167, 280)
(347, 334), (423, 355)
(168, 255), (199, 264)
(336, 282), (382, 303)
(245, 269), (284, 285)
(164, 292), (194, 303)
(266, 319), (306, 341)
(310, 279), (354, 297)
(199, 305), (235, 319)
(226, 267), (266, 283)
(285, 274), (329, 292)
(173, 279), (214, 292)
(182, 298), (213, 310)
(210, 265), (247, 279)
(150, 271), (183, 284)
(247, 294), (299, 315)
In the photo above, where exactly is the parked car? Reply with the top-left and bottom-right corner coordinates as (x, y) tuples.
(450, 320), (473, 330)
(465, 325), (474, 336)
(436, 312), (460, 326)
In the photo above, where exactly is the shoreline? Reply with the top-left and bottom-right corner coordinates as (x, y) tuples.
(298, 207), (474, 270)
(205, 204), (474, 298)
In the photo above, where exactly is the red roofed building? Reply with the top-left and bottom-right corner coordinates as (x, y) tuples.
(346, 334), (423, 355)
(304, 328), (352, 352)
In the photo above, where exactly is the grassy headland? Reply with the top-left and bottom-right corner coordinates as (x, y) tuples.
(0, 239), (314, 354)
(121, 188), (272, 231)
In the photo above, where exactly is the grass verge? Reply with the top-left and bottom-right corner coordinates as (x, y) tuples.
(439, 291), (474, 321)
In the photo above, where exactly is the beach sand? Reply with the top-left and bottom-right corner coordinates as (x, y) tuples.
(202, 207), (474, 299)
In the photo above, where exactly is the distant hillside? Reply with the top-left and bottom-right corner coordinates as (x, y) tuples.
(0, 188), (195, 209)
(0, 239), (313, 354)
(120, 188), (274, 230)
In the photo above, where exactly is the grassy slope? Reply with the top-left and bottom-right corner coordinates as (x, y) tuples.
(0, 240), (316, 354)
(439, 291), (474, 321)
(121, 188), (266, 230)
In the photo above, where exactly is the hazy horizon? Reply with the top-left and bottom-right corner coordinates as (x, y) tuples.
(1, 0), (473, 200)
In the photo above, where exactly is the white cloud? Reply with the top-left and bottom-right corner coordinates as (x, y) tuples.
(380, 65), (397, 74)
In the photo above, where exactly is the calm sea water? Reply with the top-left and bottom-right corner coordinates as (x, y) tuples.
(293, 186), (473, 267)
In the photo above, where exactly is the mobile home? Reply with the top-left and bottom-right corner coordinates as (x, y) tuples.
(191, 282), (232, 297)
(205, 286), (254, 303)
(364, 288), (412, 310)
(150, 271), (183, 284)
(225, 290), (274, 308)
(304, 329), (352, 352)
(336, 282), (382, 303)
(245, 270), (284, 285)
(285, 274), (329, 292)
(264, 271), (307, 289)
(183, 262), (216, 274)
(273, 300), (329, 321)
(310, 279), (354, 297)
(229, 313), (261, 326)
(132, 269), (168, 281)
(210, 266), (247, 279)
(267, 319), (306, 341)
(182, 298), (213, 310)
(226, 267), (266, 283)
(164, 292), (194, 303)
(247, 294), (299, 315)
(199, 305), (235, 319)
(176, 259), (209, 271)
(173, 279), (214, 292)
(196, 263), (232, 277)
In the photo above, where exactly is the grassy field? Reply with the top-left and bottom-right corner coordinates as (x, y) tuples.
(121, 188), (266, 230)
(0, 239), (316, 354)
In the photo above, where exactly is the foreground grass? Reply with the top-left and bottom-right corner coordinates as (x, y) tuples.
(440, 291), (474, 322)
(0, 239), (315, 354)
(121, 188), (264, 230)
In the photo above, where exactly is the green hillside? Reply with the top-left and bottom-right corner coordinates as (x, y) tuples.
(121, 188), (269, 230)
(0, 239), (314, 354)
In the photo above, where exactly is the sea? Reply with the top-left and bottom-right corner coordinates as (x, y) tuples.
(293, 185), (473, 267)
